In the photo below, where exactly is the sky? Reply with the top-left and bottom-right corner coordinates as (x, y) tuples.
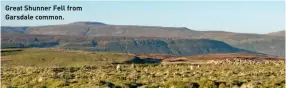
(1, 1), (285, 34)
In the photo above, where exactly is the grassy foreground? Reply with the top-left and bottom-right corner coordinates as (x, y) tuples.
(1, 48), (285, 88)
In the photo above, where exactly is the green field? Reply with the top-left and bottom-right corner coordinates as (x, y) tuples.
(1, 48), (134, 67)
(1, 49), (285, 88)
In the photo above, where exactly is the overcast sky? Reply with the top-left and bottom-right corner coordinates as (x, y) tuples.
(1, 1), (285, 34)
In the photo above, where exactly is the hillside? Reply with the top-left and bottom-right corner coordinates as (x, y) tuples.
(2, 22), (193, 37)
(2, 22), (285, 57)
(2, 33), (254, 56)
(267, 30), (285, 36)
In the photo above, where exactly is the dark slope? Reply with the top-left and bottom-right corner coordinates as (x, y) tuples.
(1, 33), (255, 56)
(1, 22), (284, 57)
(1, 26), (28, 33)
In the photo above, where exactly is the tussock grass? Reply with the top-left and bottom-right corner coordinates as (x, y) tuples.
(1, 48), (285, 88)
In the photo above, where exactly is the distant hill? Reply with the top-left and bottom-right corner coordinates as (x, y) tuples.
(2, 22), (285, 57)
(267, 30), (285, 36)
(3, 22), (192, 37)
(2, 33), (256, 56)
